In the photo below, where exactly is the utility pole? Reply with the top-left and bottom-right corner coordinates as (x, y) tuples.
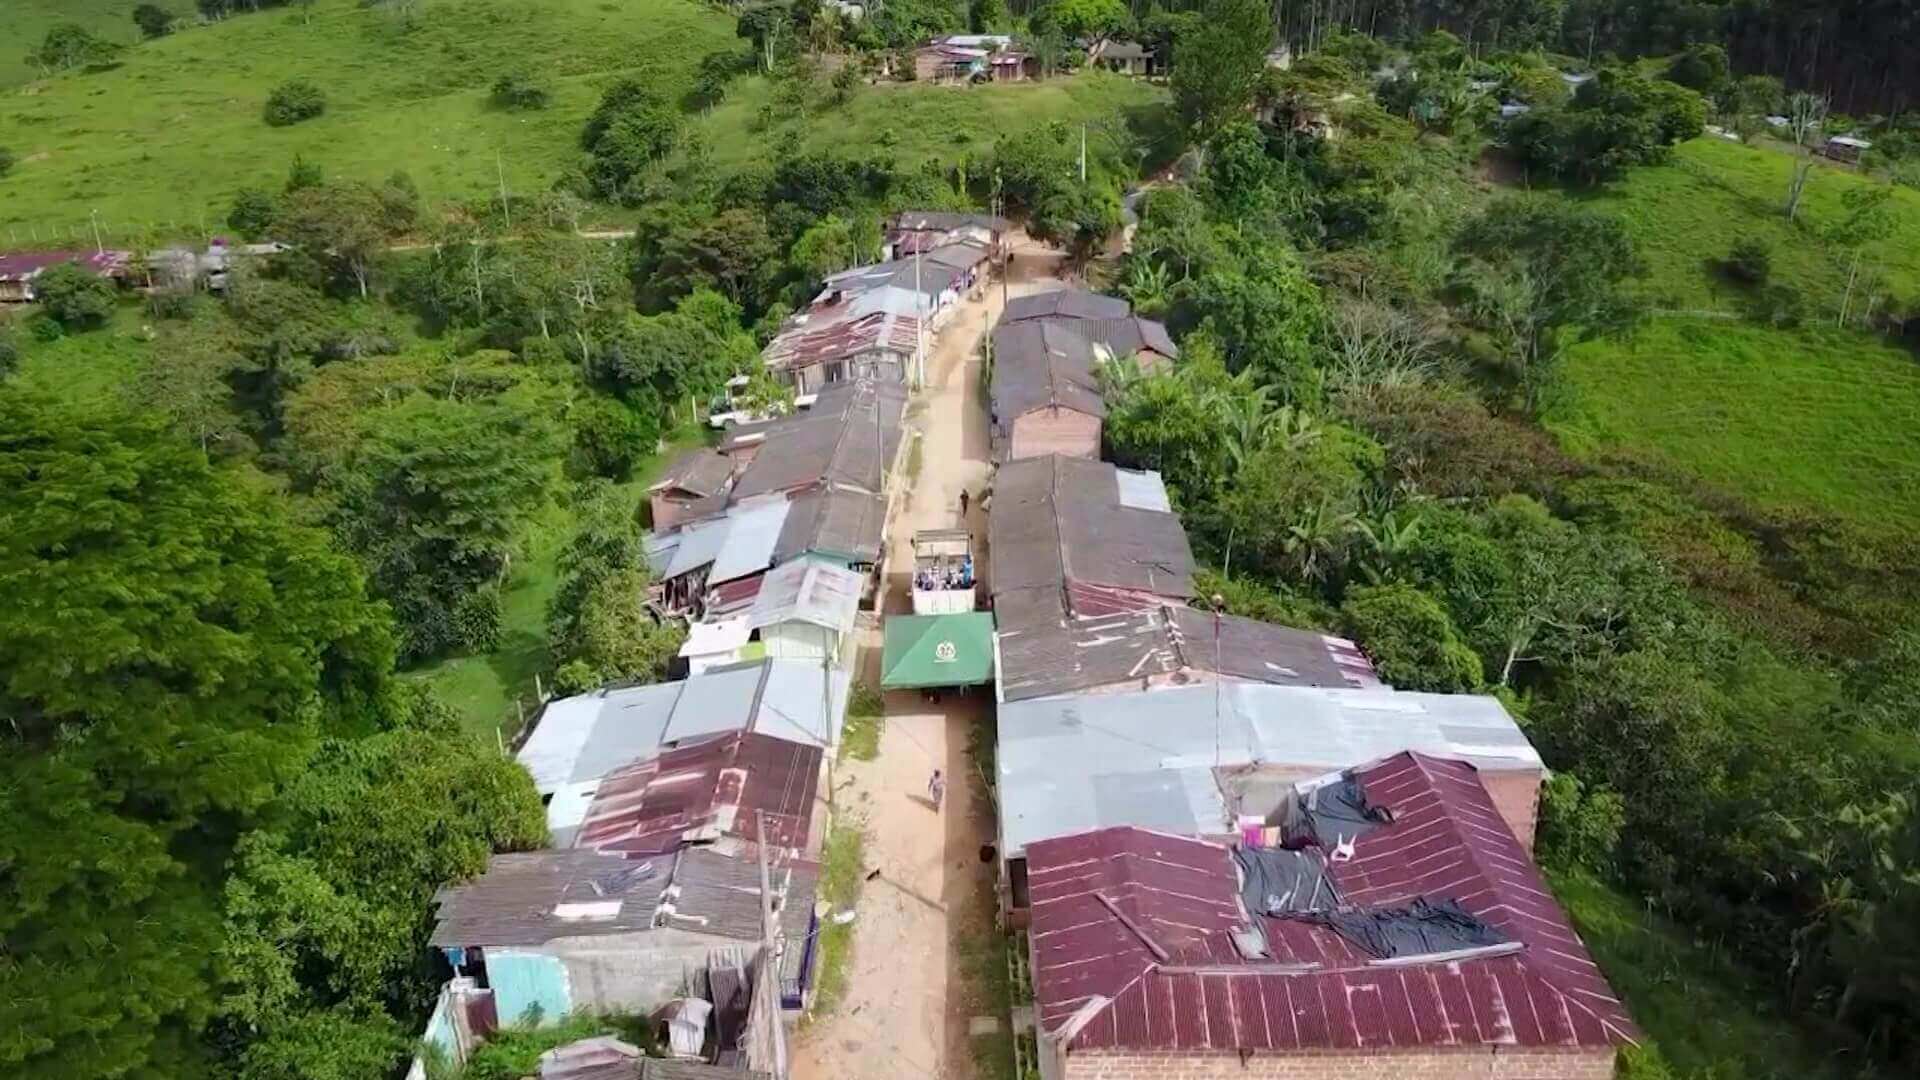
(1079, 124), (1088, 184)
(496, 151), (512, 232)
(89, 210), (104, 256)
(755, 810), (789, 1080)
(914, 245), (927, 389)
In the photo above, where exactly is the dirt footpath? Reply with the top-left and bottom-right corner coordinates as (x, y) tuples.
(790, 240), (1066, 1080)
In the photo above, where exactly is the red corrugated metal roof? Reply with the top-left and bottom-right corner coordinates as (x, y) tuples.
(572, 731), (820, 856)
(1024, 752), (1635, 1057)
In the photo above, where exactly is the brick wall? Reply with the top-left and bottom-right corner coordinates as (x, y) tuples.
(1064, 1046), (1616, 1080)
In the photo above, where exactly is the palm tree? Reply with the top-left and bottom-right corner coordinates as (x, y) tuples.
(1284, 500), (1363, 584)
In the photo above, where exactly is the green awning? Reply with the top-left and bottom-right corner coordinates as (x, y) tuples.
(881, 612), (996, 688)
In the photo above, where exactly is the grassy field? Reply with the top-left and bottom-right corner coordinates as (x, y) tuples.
(0, 0), (735, 240)
(1541, 137), (1920, 532)
(700, 69), (1171, 176)
(1552, 318), (1920, 530)
(1565, 138), (1920, 314)
(1550, 869), (1848, 1080)
(0, 0), (1169, 246)
(2, 1), (188, 89)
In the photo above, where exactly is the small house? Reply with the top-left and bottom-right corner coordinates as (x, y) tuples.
(1021, 753), (1634, 1079)
(1000, 287), (1131, 324)
(649, 449), (736, 530)
(1089, 39), (1160, 78)
(990, 320), (1107, 462)
(1826, 135), (1873, 163)
(0, 250), (131, 303)
(429, 847), (820, 1023)
(744, 560), (863, 664)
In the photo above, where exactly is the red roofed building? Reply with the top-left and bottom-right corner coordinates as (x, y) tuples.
(572, 731), (825, 858)
(1024, 753), (1634, 1080)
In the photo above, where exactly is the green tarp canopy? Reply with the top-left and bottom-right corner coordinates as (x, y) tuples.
(881, 612), (996, 688)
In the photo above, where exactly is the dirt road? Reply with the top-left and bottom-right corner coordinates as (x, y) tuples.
(791, 239), (1067, 1080)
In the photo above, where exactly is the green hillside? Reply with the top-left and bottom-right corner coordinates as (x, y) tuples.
(1544, 138), (1920, 531)
(1568, 137), (1920, 312)
(2, 0), (185, 88)
(0, 0), (734, 239)
(0, 0), (1169, 245)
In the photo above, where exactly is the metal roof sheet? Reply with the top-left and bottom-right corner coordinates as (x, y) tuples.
(994, 605), (1380, 703)
(572, 731), (823, 856)
(430, 850), (670, 947)
(731, 380), (908, 499)
(773, 486), (887, 565)
(755, 660), (851, 748)
(1112, 468), (1171, 512)
(659, 662), (767, 744)
(996, 683), (1540, 857)
(517, 682), (683, 792)
(746, 560), (864, 634)
(707, 500), (792, 585)
(1002, 288), (1131, 323)
(1024, 755), (1635, 1058)
(663, 516), (731, 580)
(990, 320), (1107, 422)
(651, 449), (735, 498)
(988, 455), (1194, 626)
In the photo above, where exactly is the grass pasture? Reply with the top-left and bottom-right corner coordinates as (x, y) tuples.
(1567, 138), (1920, 315)
(1553, 318), (1920, 531)
(0, 0), (1170, 246)
(0, 0), (736, 239)
(1542, 137), (1920, 533)
(1550, 869), (1848, 1080)
(1, 0), (187, 89)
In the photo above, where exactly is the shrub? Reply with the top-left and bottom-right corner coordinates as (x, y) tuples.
(0, 329), (18, 378)
(133, 3), (176, 38)
(452, 585), (504, 653)
(1340, 583), (1485, 692)
(1537, 771), (1625, 873)
(33, 262), (118, 328)
(1752, 282), (1805, 328)
(264, 80), (327, 127)
(490, 69), (551, 111)
(0, 146), (14, 178)
(1722, 237), (1771, 285)
(570, 396), (659, 480)
(226, 187), (278, 238)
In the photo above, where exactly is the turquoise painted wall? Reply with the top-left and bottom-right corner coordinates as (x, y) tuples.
(488, 950), (571, 1027)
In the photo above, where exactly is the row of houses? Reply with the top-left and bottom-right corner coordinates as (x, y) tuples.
(971, 290), (1637, 1079)
(762, 211), (1006, 392)
(410, 221), (985, 1074)
(987, 287), (1176, 460)
(0, 239), (291, 302)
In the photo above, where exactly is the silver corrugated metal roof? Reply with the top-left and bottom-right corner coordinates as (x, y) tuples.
(1113, 468), (1171, 512)
(659, 662), (766, 743)
(663, 516), (731, 580)
(996, 683), (1540, 857)
(518, 682), (683, 792)
(746, 560), (863, 634)
(707, 500), (792, 585)
(757, 661), (851, 747)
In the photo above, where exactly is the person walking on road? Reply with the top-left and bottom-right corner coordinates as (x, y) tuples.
(958, 489), (970, 519)
(928, 769), (946, 812)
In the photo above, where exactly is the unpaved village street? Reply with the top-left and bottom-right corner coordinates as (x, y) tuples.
(791, 239), (1069, 1080)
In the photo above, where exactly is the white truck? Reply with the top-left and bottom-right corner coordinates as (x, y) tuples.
(910, 529), (977, 615)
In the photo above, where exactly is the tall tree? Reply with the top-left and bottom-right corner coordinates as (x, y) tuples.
(1455, 196), (1644, 414)
(1170, 0), (1273, 143)
(0, 392), (394, 1078)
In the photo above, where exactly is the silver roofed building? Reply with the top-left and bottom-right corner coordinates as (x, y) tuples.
(994, 682), (1545, 863)
(517, 659), (850, 844)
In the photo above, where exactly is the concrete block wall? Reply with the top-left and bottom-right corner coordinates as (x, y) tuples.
(1063, 1047), (1617, 1080)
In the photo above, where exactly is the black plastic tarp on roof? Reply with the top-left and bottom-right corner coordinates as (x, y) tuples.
(1233, 846), (1336, 916)
(1319, 897), (1508, 960)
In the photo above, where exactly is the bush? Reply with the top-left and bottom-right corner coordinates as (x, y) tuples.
(264, 80), (327, 127)
(146, 289), (197, 321)
(1536, 771), (1625, 873)
(226, 187), (278, 238)
(490, 69), (551, 111)
(1340, 583), (1485, 692)
(1722, 237), (1771, 285)
(570, 396), (659, 480)
(133, 3), (175, 38)
(452, 585), (504, 653)
(33, 262), (118, 328)
(1752, 282), (1806, 328)
(0, 146), (17, 178)
(0, 329), (18, 378)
